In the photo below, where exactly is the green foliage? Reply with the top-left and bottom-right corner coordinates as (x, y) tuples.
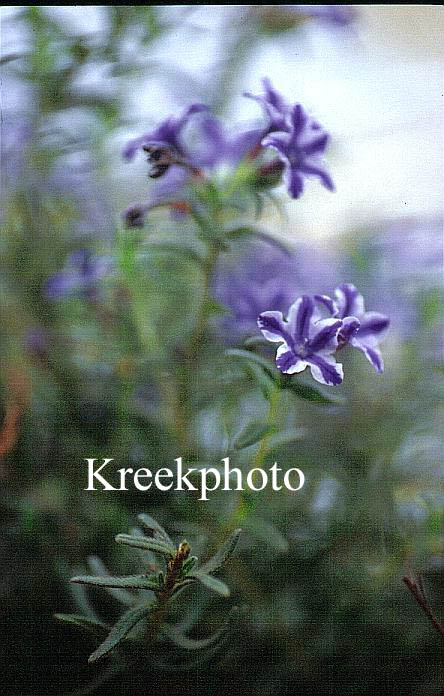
(58, 515), (241, 666)
(225, 348), (342, 404)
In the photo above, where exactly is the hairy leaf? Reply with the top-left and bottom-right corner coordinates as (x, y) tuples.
(136, 513), (173, 545)
(190, 573), (230, 597)
(115, 533), (176, 557)
(182, 555), (198, 575)
(87, 556), (134, 606)
(71, 574), (160, 591)
(54, 613), (109, 639)
(88, 603), (153, 663)
(164, 613), (231, 650)
(266, 427), (306, 451)
(199, 528), (241, 575)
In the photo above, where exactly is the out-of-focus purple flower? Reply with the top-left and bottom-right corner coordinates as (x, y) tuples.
(244, 78), (289, 135)
(316, 283), (390, 372)
(122, 104), (207, 161)
(45, 249), (112, 300)
(258, 295), (344, 385)
(213, 240), (343, 341)
(290, 5), (357, 27)
(192, 114), (263, 168)
(262, 103), (334, 198)
(345, 218), (442, 341)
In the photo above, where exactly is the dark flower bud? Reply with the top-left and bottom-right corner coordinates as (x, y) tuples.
(143, 143), (176, 179)
(252, 158), (285, 190)
(123, 205), (146, 228)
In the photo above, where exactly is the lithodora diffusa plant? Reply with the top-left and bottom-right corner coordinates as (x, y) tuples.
(56, 514), (241, 668)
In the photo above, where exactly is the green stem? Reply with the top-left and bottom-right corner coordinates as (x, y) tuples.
(172, 239), (221, 455)
(227, 385), (281, 532)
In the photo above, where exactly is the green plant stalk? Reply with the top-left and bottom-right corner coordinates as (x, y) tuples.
(147, 541), (190, 644)
(173, 238), (221, 455)
(229, 385), (281, 530)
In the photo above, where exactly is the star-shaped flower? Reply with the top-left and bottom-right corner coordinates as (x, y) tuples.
(258, 295), (344, 385)
(122, 104), (207, 161)
(261, 103), (334, 199)
(316, 283), (390, 372)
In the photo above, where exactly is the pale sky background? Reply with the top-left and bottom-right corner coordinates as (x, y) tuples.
(122, 4), (444, 240)
(2, 5), (443, 241)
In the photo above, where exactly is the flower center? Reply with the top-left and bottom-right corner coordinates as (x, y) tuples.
(295, 340), (309, 358)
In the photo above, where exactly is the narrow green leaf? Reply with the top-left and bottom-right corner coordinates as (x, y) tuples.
(171, 578), (197, 600)
(127, 527), (157, 568)
(243, 517), (289, 553)
(266, 427), (306, 451)
(225, 349), (280, 382)
(115, 533), (176, 557)
(199, 529), (242, 575)
(242, 360), (276, 400)
(224, 225), (291, 255)
(164, 616), (230, 650)
(281, 375), (344, 405)
(87, 556), (134, 606)
(54, 613), (109, 638)
(88, 603), (152, 663)
(137, 513), (173, 545)
(182, 555), (198, 575)
(190, 573), (230, 597)
(232, 421), (275, 450)
(71, 575), (160, 591)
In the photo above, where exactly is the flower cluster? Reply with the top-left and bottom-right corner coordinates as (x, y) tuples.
(258, 283), (389, 386)
(123, 79), (334, 226)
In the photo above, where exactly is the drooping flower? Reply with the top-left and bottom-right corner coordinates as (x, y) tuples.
(261, 103), (334, 198)
(258, 295), (344, 386)
(44, 249), (112, 300)
(122, 103), (207, 161)
(316, 283), (390, 372)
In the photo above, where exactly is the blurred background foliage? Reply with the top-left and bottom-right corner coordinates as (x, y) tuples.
(1, 6), (443, 695)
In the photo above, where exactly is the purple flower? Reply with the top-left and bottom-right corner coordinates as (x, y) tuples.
(193, 114), (264, 168)
(244, 78), (290, 135)
(316, 283), (390, 373)
(258, 295), (344, 386)
(45, 250), (112, 300)
(262, 103), (334, 199)
(122, 104), (207, 161)
(213, 240), (343, 341)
